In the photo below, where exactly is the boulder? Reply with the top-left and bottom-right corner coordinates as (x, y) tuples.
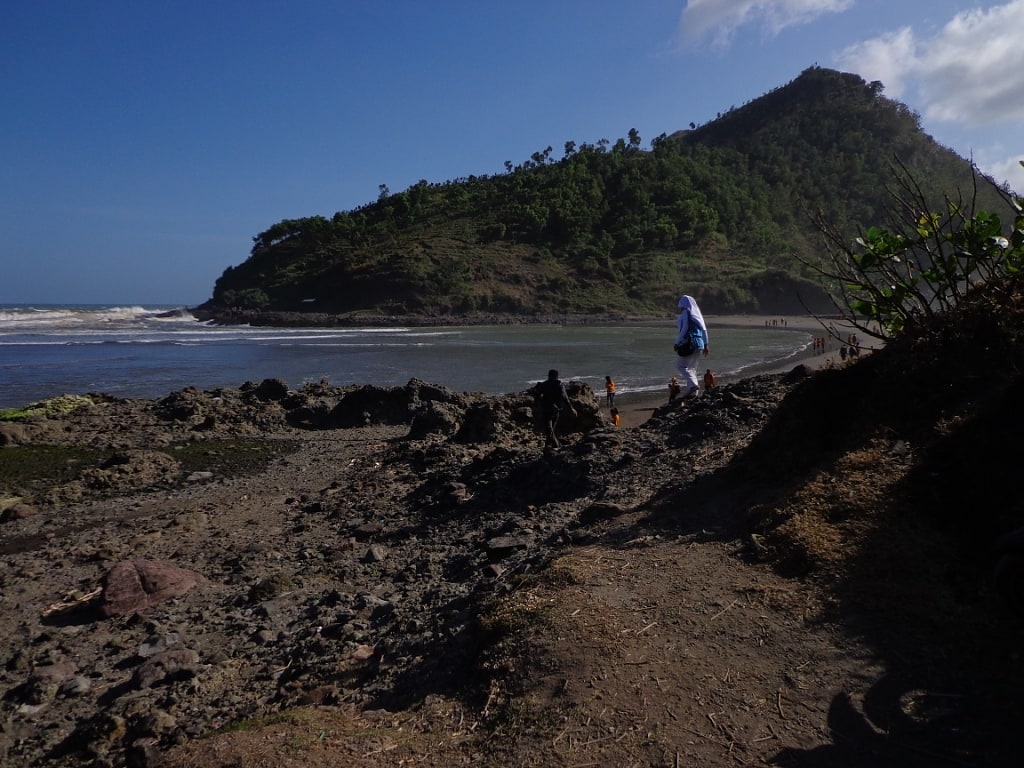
(330, 385), (413, 427)
(579, 500), (630, 524)
(441, 481), (470, 506)
(23, 660), (79, 704)
(1, 502), (37, 523)
(405, 378), (462, 407)
(253, 378), (290, 401)
(80, 450), (181, 491)
(133, 648), (200, 689)
(99, 559), (204, 617)
(157, 387), (207, 421)
(486, 535), (533, 558)
(454, 402), (498, 443)
(0, 422), (30, 446)
(408, 401), (462, 438)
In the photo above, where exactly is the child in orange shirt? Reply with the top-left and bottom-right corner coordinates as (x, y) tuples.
(604, 376), (617, 408)
(668, 376), (681, 403)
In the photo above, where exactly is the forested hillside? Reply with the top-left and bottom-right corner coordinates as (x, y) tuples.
(202, 66), (1010, 319)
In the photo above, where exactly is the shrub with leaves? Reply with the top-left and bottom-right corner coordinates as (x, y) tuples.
(809, 158), (1023, 339)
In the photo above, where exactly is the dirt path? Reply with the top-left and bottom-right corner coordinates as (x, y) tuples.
(500, 528), (881, 767)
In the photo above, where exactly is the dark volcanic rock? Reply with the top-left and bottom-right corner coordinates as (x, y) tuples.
(133, 648), (201, 689)
(408, 401), (463, 438)
(330, 385), (415, 427)
(253, 378), (290, 401)
(23, 660), (79, 705)
(0, 372), (804, 767)
(454, 402), (498, 443)
(84, 450), (181, 490)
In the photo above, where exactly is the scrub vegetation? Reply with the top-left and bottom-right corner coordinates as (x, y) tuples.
(204, 67), (1012, 318)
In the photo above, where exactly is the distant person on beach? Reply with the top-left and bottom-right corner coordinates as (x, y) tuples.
(703, 369), (716, 390)
(674, 295), (710, 400)
(668, 376), (682, 403)
(610, 407), (621, 427)
(532, 369), (577, 449)
(604, 376), (617, 408)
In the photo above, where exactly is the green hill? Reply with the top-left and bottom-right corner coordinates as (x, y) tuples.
(199, 66), (1011, 319)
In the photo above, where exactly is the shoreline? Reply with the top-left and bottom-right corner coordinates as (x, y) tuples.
(608, 313), (882, 428)
(188, 306), (858, 330)
(2, 311), (880, 414)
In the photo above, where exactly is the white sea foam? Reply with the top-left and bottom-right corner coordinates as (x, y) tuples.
(0, 304), (194, 331)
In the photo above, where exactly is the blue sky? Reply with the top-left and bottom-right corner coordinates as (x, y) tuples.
(3, 0), (1022, 305)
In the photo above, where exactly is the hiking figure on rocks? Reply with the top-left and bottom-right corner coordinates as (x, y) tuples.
(533, 369), (577, 449)
(674, 294), (710, 401)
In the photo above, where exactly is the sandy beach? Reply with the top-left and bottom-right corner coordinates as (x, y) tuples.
(609, 313), (879, 428)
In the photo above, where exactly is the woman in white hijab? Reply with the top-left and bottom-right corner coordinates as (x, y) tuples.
(674, 295), (710, 399)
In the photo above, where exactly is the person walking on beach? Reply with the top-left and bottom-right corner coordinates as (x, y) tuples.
(533, 369), (578, 449)
(703, 369), (716, 390)
(604, 376), (617, 408)
(674, 295), (710, 400)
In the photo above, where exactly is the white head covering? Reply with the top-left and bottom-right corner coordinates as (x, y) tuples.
(677, 295), (707, 332)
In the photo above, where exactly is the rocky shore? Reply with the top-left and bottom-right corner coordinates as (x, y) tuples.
(2, 336), (1020, 766)
(0, 370), (803, 766)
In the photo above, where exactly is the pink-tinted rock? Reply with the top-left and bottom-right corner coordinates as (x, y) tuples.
(99, 559), (203, 617)
(1, 503), (37, 522)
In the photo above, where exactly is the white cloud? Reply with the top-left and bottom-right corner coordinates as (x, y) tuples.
(979, 152), (1024, 195)
(680, 0), (853, 47)
(834, 27), (917, 97)
(837, 1), (1024, 127)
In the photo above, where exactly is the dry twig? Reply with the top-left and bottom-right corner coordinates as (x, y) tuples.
(708, 598), (739, 622)
(41, 586), (101, 617)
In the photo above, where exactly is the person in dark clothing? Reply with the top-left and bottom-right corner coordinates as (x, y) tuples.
(533, 369), (577, 449)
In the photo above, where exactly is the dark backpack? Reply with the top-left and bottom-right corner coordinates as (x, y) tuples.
(674, 312), (701, 356)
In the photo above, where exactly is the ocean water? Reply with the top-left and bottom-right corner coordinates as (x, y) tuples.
(0, 305), (813, 409)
